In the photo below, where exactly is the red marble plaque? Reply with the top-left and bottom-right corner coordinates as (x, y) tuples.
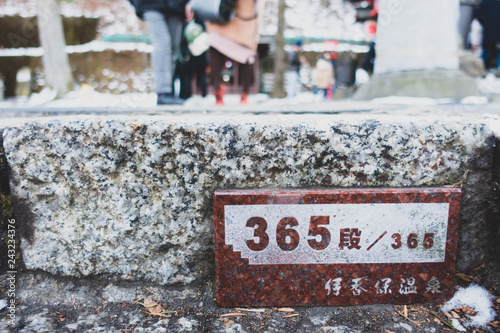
(214, 188), (461, 307)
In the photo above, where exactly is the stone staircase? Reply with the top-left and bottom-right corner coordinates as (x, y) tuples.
(0, 109), (499, 290)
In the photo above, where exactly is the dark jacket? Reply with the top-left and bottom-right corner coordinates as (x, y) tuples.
(177, 16), (208, 74)
(129, 0), (188, 19)
(288, 51), (301, 72)
(474, 0), (500, 44)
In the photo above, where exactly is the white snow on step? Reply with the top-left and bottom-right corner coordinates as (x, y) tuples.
(441, 284), (496, 329)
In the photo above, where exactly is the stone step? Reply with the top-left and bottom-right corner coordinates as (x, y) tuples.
(0, 113), (499, 287)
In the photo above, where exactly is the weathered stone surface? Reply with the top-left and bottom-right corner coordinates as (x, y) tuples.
(494, 138), (500, 267)
(363, 0), (483, 101)
(0, 128), (9, 195)
(0, 271), (431, 333)
(456, 141), (497, 274)
(375, 0), (459, 74)
(1, 115), (497, 284)
(0, 128), (13, 274)
(459, 50), (486, 78)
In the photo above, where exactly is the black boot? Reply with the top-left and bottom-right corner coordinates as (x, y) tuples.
(157, 93), (184, 105)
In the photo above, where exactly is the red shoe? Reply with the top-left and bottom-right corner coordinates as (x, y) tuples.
(214, 90), (224, 105)
(215, 84), (225, 105)
(240, 93), (249, 105)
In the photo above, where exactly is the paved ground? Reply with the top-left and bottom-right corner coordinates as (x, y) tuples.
(0, 264), (498, 333)
(1, 92), (500, 119)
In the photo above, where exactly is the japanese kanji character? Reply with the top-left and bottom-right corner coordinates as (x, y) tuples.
(325, 277), (342, 296)
(339, 228), (362, 250)
(425, 277), (441, 294)
(375, 278), (392, 294)
(399, 277), (417, 295)
(350, 277), (368, 296)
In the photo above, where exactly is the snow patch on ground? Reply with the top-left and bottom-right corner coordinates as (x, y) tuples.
(371, 96), (456, 106)
(478, 73), (500, 95)
(27, 87), (156, 108)
(0, 41), (153, 57)
(14, 85), (274, 108)
(441, 284), (496, 329)
(371, 95), (489, 106)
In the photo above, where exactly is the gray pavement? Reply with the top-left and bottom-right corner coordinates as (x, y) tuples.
(1, 96), (500, 119)
(3, 270), (497, 333)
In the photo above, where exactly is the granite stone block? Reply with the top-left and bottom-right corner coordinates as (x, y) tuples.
(0, 115), (495, 284)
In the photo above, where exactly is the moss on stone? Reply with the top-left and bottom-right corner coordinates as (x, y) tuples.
(0, 194), (13, 223)
(0, 141), (13, 273)
(0, 132), (10, 197)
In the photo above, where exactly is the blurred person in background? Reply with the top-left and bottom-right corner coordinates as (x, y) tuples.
(328, 52), (338, 98)
(129, 0), (192, 105)
(312, 52), (334, 100)
(474, 0), (500, 69)
(175, 15), (209, 100)
(286, 40), (302, 98)
(361, 7), (378, 75)
(206, 0), (264, 105)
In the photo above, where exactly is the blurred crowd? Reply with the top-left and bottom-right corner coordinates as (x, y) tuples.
(128, 0), (262, 105)
(125, 0), (500, 106)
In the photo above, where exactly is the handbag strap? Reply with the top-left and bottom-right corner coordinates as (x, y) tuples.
(234, 0), (258, 21)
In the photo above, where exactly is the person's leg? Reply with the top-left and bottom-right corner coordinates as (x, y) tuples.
(496, 49), (500, 68)
(482, 42), (497, 69)
(295, 70), (302, 95)
(209, 47), (224, 91)
(209, 47), (225, 104)
(286, 70), (299, 97)
(144, 11), (184, 104)
(238, 61), (253, 104)
(196, 67), (208, 97)
(331, 82), (337, 98)
(143, 10), (172, 94)
(239, 61), (253, 94)
(494, 44), (500, 68)
(165, 14), (184, 85)
(179, 71), (192, 100)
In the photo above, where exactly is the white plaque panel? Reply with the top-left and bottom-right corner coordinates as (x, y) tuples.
(225, 203), (449, 265)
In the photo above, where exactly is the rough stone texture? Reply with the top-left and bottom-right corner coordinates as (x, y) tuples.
(459, 50), (486, 78)
(0, 128), (13, 274)
(365, 1), (482, 101)
(494, 138), (500, 267)
(0, 128), (9, 195)
(456, 139), (497, 272)
(0, 271), (456, 333)
(0, 115), (498, 285)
